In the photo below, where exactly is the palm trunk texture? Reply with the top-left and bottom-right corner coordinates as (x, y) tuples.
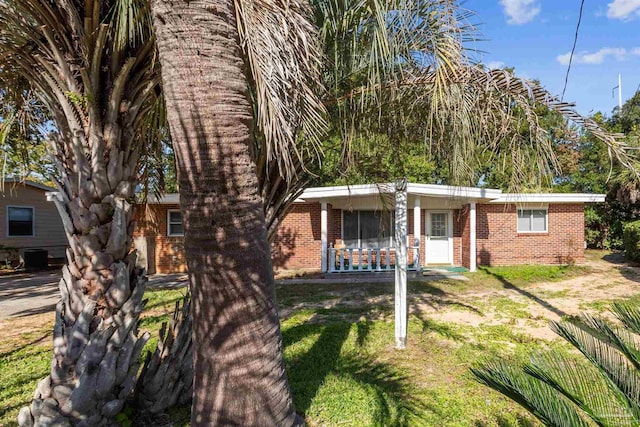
(150, 0), (301, 425)
(18, 144), (148, 427)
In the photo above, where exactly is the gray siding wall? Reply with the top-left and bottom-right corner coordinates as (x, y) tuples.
(0, 183), (67, 260)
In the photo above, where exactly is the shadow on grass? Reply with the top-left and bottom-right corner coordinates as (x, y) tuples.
(419, 318), (466, 341)
(0, 333), (51, 360)
(480, 268), (567, 318)
(474, 414), (537, 427)
(409, 282), (483, 315)
(283, 319), (432, 426)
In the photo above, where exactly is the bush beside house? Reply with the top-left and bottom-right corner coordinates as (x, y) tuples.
(623, 220), (640, 261)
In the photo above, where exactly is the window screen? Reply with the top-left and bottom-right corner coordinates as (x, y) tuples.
(517, 209), (547, 232)
(343, 210), (394, 248)
(343, 211), (359, 248)
(168, 210), (184, 236)
(8, 207), (34, 236)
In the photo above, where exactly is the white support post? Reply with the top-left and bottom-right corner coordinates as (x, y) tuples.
(413, 197), (421, 268)
(321, 202), (328, 273)
(395, 178), (408, 349)
(470, 202), (477, 272)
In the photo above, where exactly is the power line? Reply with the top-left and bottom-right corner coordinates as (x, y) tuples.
(561, 0), (585, 101)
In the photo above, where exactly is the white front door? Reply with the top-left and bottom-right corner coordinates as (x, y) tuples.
(426, 211), (453, 264)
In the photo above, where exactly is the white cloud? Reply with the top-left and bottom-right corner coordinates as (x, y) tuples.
(556, 47), (640, 65)
(499, 0), (541, 25)
(486, 61), (506, 70)
(607, 0), (640, 19)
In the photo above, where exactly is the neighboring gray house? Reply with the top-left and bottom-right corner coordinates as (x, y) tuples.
(0, 179), (67, 266)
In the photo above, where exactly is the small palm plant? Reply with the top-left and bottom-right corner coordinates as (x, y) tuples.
(472, 302), (640, 427)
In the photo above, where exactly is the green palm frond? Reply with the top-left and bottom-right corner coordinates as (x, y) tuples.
(474, 304), (640, 427)
(526, 351), (637, 427)
(472, 360), (591, 427)
(613, 303), (640, 336)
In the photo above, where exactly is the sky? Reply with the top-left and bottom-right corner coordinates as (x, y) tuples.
(463, 0), (640, 117)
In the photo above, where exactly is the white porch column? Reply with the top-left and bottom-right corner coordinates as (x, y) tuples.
(395, 179), (408, 349)
(321, 202), (328, 273)
(413, 197), (421, 267)
(470, 202), (477, 272)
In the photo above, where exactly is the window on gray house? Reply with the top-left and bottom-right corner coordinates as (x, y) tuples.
(8, 206), (34, 236)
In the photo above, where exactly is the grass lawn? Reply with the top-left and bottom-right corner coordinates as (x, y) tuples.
(1, 255), (636, 426)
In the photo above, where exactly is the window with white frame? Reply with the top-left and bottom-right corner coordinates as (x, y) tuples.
(167, 210), (184, 236)
(8, 206), (34, 236)
(517, 208), (547, 233)
(343, 210), (395, 248)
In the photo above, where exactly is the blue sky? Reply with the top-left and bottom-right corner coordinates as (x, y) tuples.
(464, 0), (640, 116)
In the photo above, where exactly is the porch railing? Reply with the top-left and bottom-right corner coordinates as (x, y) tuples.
(328, 245), (420, 273)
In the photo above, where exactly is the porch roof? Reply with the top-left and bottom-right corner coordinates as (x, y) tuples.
(297, 182), (503, 203)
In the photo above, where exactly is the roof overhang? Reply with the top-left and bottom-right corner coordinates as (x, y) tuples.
(146, 194), (180, 204)
(490, 193), (606, 203)
(141, 186), (606, 206)
(297, 182), (503, 202)
(3, 178), (55, 192)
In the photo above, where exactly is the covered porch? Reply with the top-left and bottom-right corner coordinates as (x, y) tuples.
(296, 183), (503, 274)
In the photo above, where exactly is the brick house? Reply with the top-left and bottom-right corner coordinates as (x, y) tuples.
(135, 183), (604, 274)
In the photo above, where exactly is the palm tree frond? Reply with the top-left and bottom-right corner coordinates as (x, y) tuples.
(235, 0), (328, 182)
(472, 360), (591, 427)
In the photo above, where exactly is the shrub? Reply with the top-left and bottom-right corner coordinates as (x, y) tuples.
(623, 220), (640, 261)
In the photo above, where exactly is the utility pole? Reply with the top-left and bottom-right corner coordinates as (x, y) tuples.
(618, 73), (623, 111)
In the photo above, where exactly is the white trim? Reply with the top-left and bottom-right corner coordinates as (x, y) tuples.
(7, 205), (35, 237)
(413, 198), (421, 267)
(321, 202), (328, 273)
(166, 209), (184, 237)
(517, 207), (548, 233)
(148, 193), (180, 204)
(149, 187), (605, 206)
(470, 202), (477, 272)
(492, 193), (605, 203)
(425, 210), (453, 265)
(407, 183), (502, 200)
(297, 182), (503, 202)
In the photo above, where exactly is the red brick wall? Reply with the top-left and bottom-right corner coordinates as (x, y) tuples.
(452, 209), (462, 266)
(137, 201), (587, 273)
(457, 208), (470, 268)
(476, 203), (585, 266)
(135, 204), (187, 274)
(271, 203), (323, 270)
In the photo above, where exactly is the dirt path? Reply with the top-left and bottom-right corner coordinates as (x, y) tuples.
(418, 254), (640, 340)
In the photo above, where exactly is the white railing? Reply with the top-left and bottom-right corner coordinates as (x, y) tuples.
(327, 245), (420, 273)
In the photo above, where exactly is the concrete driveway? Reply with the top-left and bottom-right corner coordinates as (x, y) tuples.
(0, 271), (189, 319)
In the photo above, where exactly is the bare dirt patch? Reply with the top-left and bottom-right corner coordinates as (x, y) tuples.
(411, 253), (640, 341)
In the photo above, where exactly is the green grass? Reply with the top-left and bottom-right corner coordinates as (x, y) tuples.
(473, 264), (590, 287)
(0, 263), (598, 426)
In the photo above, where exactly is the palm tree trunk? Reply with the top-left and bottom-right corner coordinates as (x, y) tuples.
(18, 146), (149, 426)
(150, 0), (300, 425)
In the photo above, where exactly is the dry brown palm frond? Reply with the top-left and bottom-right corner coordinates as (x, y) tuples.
(235, 0), (328, 182)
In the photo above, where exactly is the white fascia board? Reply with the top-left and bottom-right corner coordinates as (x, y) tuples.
(146, 193), (181, 204)
(490, 193), (606, 203)
(297, 183), (396, 201)
(407, 183), (502, 200)
(297, 182), (503, 202)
